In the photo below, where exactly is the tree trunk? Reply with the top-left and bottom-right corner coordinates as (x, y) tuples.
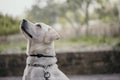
(85, 0), (90, 36)
(118, 0), (120, 22)
(118, 0), (120, 37)
(64, 15), (80, 37)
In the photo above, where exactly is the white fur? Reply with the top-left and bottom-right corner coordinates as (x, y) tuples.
(21, 19), (69, 80)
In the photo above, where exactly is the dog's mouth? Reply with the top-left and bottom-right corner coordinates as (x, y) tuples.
(21, 19), (33, 38)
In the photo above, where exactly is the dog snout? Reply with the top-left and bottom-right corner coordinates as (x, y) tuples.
(21, 19), (33, 38)
(22, 19), (27, 23)
(21, 19), (28, 27)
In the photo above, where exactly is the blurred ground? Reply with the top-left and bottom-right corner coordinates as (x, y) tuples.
(0, 74), (120, 80)
(69, 74), (120, 80)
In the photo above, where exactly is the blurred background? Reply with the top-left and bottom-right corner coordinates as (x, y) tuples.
(0, 0), (120, 80)
(0, 0), (120, 53)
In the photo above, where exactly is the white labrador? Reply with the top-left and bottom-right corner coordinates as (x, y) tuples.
(20, 19), (70, 80)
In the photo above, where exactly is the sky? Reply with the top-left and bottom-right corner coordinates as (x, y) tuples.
(0, 0), (34, 17)
(0, 0), (66, 18)
(0, 0), (117, 18)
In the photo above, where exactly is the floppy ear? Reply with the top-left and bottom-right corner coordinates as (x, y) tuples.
(44, 28), (60, 43)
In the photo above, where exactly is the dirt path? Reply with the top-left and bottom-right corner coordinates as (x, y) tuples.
(0, 74), (120, 80)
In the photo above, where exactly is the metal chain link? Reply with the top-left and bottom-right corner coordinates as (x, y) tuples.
(43, 66), (51, 80)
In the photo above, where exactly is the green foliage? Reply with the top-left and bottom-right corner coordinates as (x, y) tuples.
(95, 0), (119, 22)
(55, 36), (120, 48)
(0, 14), (20, 36)
(0, 44), (8, 52)
(20, 44), (26, 51)
(26, 0), (85, 25)
(0, 41), (27, 53)
(26, 0), (119, 26)
(0, 42), (16, 53)
(0, 36), (119, 53)
(26, 4), (60, 25)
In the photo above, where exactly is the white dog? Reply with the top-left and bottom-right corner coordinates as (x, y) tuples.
(20, 19), (70, 80)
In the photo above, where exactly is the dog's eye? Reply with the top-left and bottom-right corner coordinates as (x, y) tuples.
(36, 24), (41, 28)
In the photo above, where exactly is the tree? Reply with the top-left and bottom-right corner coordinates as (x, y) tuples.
(26, 0), (119, 37)
(95, 0), (119, 22)
(26, 0), (86, 35)
(0, 14), (20, 35)
(118, 0), (120, 22)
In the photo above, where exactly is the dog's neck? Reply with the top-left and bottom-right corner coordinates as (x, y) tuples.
(26, 40), (56, 56)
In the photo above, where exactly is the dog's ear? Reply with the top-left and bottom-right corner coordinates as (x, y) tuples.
(44, 28), (60, 43)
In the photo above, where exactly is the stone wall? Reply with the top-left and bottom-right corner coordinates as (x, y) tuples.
(0, 50), (120, 76)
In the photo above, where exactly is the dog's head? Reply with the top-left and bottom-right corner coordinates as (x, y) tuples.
(21, 19), (60, 43)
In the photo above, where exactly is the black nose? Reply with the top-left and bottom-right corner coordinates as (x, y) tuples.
(21, 19), (27, 28)
(22, 19), (27, 23)
(21, 19), (27, 26)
